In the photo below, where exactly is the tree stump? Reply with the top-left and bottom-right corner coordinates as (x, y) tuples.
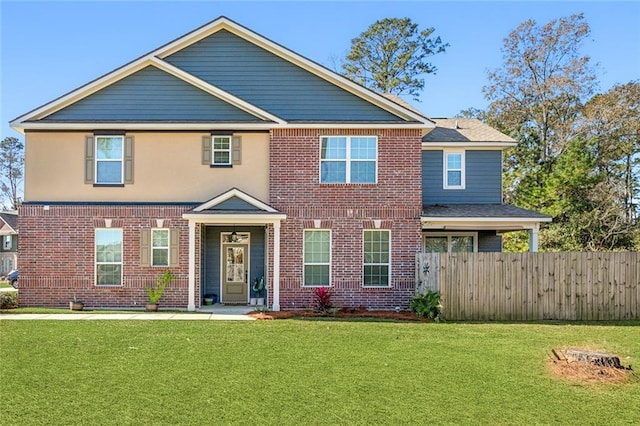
(564, 349), (623, 369)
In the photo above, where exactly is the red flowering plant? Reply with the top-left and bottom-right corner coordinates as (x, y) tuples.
(313, 286), (333, 313)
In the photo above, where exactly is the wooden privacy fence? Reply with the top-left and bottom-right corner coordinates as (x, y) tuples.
(416, 252), (639, 321)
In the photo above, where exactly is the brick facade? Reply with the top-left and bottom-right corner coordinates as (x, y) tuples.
(17, 204), (196, 308)
(269, 128), (423, 310)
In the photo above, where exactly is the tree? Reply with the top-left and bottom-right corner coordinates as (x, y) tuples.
(0, 137), (24, 210)
(485, 14), (597, 169)
(342, 17), (448, 101)
(578, 81), (640, 227)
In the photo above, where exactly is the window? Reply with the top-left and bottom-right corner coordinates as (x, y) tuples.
(423, 233), (476, 253)
(320, 136), (377, 183)
(95, 229), (123, 286)
(151, 229), (169, 266)
(212, 136), (231, 165)
(303, 230), (331, 286)
(363, 230), (390, 287)
(444, 150), (465, 189)
(95, 136), (124, 184)
(3, 235), (11, 250)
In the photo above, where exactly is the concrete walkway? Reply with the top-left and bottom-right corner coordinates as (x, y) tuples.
(0, 312), (255, 321)
(0, 303), (258, 321)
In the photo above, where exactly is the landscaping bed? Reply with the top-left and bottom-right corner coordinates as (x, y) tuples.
(248, 307), (430, 321)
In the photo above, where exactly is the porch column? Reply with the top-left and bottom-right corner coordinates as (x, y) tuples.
(529, 224), (539, 252)
(272, 221), (281, 311)
(187, 220), (196, 311)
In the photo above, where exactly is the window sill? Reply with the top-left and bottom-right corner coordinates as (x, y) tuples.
(210, 164), (233, 168)
(93, 183), (125, 188)
(362, 285), (392, 289)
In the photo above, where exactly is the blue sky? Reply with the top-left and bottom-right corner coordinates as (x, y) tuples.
(1, 1), (639, 141)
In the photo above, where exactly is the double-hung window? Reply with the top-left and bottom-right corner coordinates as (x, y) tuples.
(320, 136), (377, 183)
(151, 229), (169, 267)
(303, 230), (331, 286)
(95, 228), (123, 286)
(212, 136), (232, 165)
(363, 230), (390, 287)
(443, 150), (465, 189)
(95, 136), (124, 184)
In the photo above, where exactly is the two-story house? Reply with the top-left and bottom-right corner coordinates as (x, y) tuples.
(10, 17), (549, 311)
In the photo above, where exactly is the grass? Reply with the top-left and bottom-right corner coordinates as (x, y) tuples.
(1, 321), (639, 425)
(0, 280), (13, 289)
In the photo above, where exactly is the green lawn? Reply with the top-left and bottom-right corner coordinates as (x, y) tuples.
(1, 320), (638, 425)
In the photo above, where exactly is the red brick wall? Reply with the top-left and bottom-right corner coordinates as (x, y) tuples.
(17, 204), (194, 308)
(269, 128), (422, 310)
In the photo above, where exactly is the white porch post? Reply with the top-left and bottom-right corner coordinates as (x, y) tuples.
(187, 220), (196, 311)
(529, 224), (539, 252)
(272, 221), (281, 311)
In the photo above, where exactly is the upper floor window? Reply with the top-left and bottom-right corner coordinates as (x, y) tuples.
(95, 136), (124, 184)
(320, 136), (377, 183)
(3, 235), (12, 250)
(443, 150), (465, 189)
(213, 136), (232, 165)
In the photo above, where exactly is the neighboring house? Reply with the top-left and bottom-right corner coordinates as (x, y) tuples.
(0, 211), (18, 275)
(10, 16), (549, 310)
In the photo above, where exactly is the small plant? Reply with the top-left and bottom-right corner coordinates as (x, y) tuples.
(409, 290), (443, 321)
(313, 286), (333, 313)
(146, 269), (175, 305)
(252, 276), (265, 298)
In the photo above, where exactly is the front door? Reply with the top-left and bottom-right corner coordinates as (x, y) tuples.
(222, 244), (249, 303)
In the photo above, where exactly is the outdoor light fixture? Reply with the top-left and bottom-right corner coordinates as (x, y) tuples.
(230, 225), (238, 242)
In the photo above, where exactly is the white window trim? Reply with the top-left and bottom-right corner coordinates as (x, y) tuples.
(95, 228), (123, 287)
(319, 136), (378, 184)
(302, 229), (332, 287)
(423, 232), (478, 253)
(443, 150), (465, 189)
(212, 135), (232, 166)
(95, 135), (124, 184)
(151, 228), (170, 267)
(362, 229), (391, 288)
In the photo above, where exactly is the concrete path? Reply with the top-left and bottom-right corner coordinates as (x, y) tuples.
(0, 312), (255, 321)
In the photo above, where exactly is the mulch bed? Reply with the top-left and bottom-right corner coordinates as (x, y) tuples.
(248, 307), (430, 322)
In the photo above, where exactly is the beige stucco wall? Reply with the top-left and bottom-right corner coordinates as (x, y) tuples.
(24, 132), (269, 202)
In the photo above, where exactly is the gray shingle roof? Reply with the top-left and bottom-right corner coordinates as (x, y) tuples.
(422, 204), (551, 220)
(422, 118), (515, 143)
(0, 212), (18, 231)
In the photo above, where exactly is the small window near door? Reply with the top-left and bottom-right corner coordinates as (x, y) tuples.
(424, 233), (477, 253)
(151, 229), (169, 266)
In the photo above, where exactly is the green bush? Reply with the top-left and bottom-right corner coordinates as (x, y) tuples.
(0, 291), (18, 309)
(409, 290), (442, 321)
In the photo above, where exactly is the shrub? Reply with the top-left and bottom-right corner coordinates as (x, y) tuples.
(313, 287), (332, 313)
(0, 291), (18, 310)
(409, 290), (442, 321)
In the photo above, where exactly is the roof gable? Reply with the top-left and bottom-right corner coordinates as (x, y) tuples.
(42, 66), (264, 122)
(0, 212), (18, 233)
(193, 188), (279, 213)
(11, 16), (432, 132)
(164, 30), (404, 122)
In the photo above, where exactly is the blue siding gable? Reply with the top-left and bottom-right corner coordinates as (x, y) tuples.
(43, 66), (261, 122)
(164, 30), (404, 122)
(422, 150), (502, 204)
